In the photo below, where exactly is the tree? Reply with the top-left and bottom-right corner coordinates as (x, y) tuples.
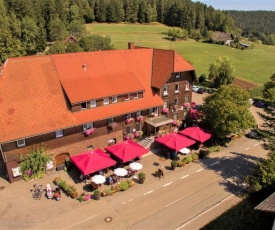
(48, 18), (68, 42)
(208, 56), (235, 88)
(165, 27), (187, 40)
(263, 73), (275, 104)
(47, 41), (66, 54)
(79, 34), (114, 51)
(201, 85), (256, 138)
(19, 145), (52, 181)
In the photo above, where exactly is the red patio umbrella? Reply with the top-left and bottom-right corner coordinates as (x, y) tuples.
(70, 148), (116, 176)
(155, 132), (196, 151)
(179, 126), (212, 143)
(105, 140), (149, 163)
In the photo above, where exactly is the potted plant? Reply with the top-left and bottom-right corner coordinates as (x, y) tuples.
(171, 160), (177, 170)
(172, 120), (180, 126)
(138, 172), (146, 184)
(173, 105), (178, 112)
(162, 108), (169, 115)
(108, 122), (117, 130)
(125, 118), (133, 124)
(93, 189), (101, 200)
(136, 115), (144, 122)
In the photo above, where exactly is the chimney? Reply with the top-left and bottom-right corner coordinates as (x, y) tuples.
(82, 64), (86, 71)
(128, 42), (135, 50)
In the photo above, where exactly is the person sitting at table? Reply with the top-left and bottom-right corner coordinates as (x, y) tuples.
(108, 176), (114, 185)
(112, 175), (117, 183)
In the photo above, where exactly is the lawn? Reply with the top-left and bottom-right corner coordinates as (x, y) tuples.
(86, 23), (275, 84)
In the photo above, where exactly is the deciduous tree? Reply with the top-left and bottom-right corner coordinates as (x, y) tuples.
(201, 85), (256, 138)
(208, 56), (235, 88)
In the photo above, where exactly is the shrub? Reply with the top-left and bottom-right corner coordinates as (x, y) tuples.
(94, 189), (101, 197)
(171, 160), (178, 168)
(199, 74), (207, 83)
(186, 156), (193, 163)
(138, 172), (146, 180)
(199, 149), (209, 158)
(118, 181), (129, 191)
(191, 153), (199, 161)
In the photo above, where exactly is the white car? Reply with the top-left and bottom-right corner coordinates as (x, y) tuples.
(192, 85), (199, 92)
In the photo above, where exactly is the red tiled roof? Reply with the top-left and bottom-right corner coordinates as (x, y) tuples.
(0, 56), (78, 143)
(151, 49), (195, 89)
(51, 51), (146, 103)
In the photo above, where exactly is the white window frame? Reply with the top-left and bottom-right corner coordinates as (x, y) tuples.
(83, 122), (94, 131)
(175, 72), (180, 78)
(90, 100), (96, 108)
(103, 97), (109, 105)
(163, 85), (168, 96)
(184, 95), (189, 103)
(125, 94), (130, 101)
(133, 92), (138, 99)
(153, 107), (159, 115)
(80, 102), (87, 110)
(17, 139), (26, 148)
(112, 96), (117, 103)
(175, 83), (179, 93)
(136, 111), (141, 116)
(55, 130), (64, 138)
(185, 81), (190, 91)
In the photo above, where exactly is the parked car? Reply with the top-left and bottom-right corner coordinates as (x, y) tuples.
(245, 131), (258, 139)
(192, 85), (199, 92)
(197, 88), (206, 94)
(255, 101), (265, 108)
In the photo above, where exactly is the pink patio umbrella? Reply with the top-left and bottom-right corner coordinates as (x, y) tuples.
(105, 140), (149, 163)
(70, 148), (116, 176)
(179, 126), (212, 143)
(155, 132), (196, 151)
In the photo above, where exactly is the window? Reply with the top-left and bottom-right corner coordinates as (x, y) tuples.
(174, 98), (179, 105)
(17, 139), (26, 148)
(149, 108), (153, 114)
(112, 96), (117, 103)
(184, 95), (189, 103)
(175, 84), (179, 93)
(175, 72), (180, 78)
(163, 101), (168, 109)
(126, 113), (131, 119)
(108, 117), (114, 123)
(81, 102), (87, 110)
(103, 97), (109, 105)
(163, 85), (168, 95)
(90, 100), (96, 108)
(153, 107), (159, 115)
(83, 122), (93, 131)
(124, 94), (130, 101)
(135, 123), (141, 131)
(126, 126), (131, 134)
(133, 92), (138, 99)
(185, 81), (190, 91)
(136, 111), (141, 116)
(55, 130), (63, 138)
(173, 113), (178, 120)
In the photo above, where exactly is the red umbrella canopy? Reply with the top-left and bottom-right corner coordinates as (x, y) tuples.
(70, 148), (116, 176)
(155, 132), (196, 151)
(105, 140), (149, 163)
(179, 127), (212, 143)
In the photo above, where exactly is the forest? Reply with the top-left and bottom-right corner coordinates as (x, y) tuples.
(0, 0), (274, 65)
(226, 10), (275, 45)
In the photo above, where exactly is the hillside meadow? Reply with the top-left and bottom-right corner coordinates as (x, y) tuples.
(87, 23), (275, 84)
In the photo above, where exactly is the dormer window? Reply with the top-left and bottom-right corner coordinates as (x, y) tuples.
(90, 100), (96, 108)
(175, 72), (180, 78)
(126, 113), (131, 119)
(125, 94), (130, 101)
(163, 85), (168, 96)
(81, 102), (87, 110)
(133, 92), (138, 99)
(136, 111), (141, 116)
(175, 84), (179, 93)
(112, 96), (117, 103)
(17, 139), (26, 148)
(83, 122), (93, 131)
(55, 130), (64, 138)
(108, 117), (114, 123)
(103, 97), (109, 105)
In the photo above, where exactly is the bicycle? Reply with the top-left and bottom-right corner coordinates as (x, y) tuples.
(31, 184), (43, 200)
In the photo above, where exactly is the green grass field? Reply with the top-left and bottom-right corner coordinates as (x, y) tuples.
(86, 23), (275, 84)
